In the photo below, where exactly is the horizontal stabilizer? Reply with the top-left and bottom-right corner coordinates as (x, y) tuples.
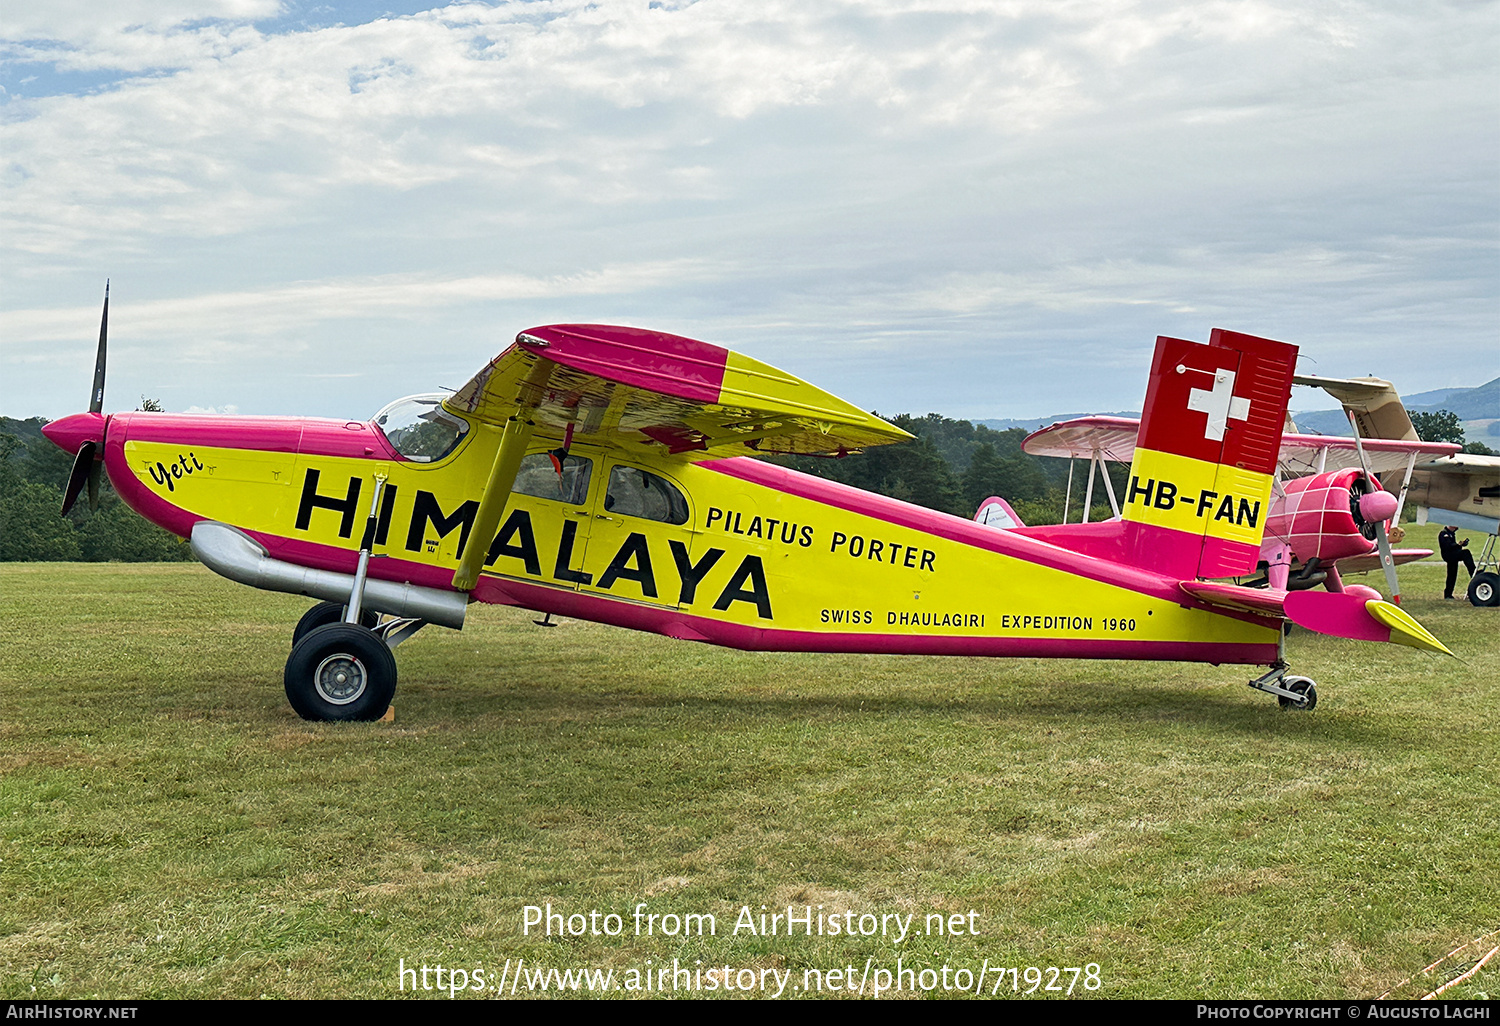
(1180, 581), (1452, 656)
(1283, 591), (1452, 656)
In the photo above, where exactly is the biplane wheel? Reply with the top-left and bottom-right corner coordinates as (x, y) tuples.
(293, 601), (379, 646)
(284, 622), (397, 722)
(1277, 676), (1317, 711)
(1469, 572), (1499, 607)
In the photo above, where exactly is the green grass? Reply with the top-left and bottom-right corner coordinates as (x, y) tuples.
(0, 557), (1495, 1000)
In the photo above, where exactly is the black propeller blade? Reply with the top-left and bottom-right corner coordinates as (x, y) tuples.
(61, 441), (97, 516)
(90, 281), (108, 414)
(60, 283), (109, 516)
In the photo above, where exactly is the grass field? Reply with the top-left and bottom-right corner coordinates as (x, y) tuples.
(1, 531), (1496, 1000)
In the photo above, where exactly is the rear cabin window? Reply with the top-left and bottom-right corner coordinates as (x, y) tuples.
(514, 453), (594, 505)
(604, 465), (689, 525)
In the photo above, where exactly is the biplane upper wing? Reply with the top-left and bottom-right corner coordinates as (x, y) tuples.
(442, 324), (911, 590)
(1016, 416), (1140, 462)
(1022, 417), (1458, 473)
(446, 324), (911, 460)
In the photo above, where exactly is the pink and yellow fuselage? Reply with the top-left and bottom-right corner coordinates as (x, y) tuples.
(63, 407), (1281, 666)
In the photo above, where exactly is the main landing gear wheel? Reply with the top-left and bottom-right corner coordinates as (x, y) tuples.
(284, 622), (397, 722)
(1469, 572), (1499, 607)
(293, 600), (379, 646)
(1277, 676), (1317, 711)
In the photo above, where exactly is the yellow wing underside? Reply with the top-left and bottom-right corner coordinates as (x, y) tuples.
(445, 330), (912, 461)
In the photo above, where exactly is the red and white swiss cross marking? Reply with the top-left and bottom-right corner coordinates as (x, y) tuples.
(1185, 368), (1250, 442)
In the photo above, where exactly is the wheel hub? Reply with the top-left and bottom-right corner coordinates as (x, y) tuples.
(314, 652), (367, 705)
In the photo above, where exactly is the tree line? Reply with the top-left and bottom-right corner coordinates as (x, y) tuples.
(0, 417), (194, 562)
(0, 411), (1118, 562)
(1409, 410), (1497, 455)
(7, 404), (1482, 561)
(771, 413), (1123, 526)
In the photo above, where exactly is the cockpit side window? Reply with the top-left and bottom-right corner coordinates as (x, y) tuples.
(604, 465), (689, 525)
(514, 453), (594, 506)
(373, 395), (469, 463)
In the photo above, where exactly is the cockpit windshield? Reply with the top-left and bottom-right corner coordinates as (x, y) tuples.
(372, 394), (470, 463)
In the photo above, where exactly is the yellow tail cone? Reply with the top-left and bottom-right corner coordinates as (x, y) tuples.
(1366, 600), (1454, 657)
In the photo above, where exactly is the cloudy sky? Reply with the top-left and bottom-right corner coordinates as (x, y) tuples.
(2, 0), (1496, 423)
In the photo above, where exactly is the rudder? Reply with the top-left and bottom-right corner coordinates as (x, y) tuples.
(1121, 329), (1297, 580)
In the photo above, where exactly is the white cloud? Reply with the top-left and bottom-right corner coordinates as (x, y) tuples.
(4, 259), (723, 341)
(1, 1), (1496, 421)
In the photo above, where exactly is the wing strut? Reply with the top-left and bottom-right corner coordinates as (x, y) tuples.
(451, 360), (554, 592)
(1389, 450), (1418, 527)
(1082, 457), (1096, 523)
(1098, 449), (1120, 517)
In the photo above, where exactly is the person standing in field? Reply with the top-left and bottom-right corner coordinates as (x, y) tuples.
(1439, 525), (1476, 599)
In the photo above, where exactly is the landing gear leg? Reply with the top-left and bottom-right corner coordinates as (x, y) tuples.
(1247, 662), (1318, 710)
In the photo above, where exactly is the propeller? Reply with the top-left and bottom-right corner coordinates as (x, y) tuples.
(61, 283), (109, 515)
(1346, 409), (1402, 603)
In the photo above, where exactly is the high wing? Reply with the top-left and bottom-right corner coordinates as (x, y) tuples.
(442, 323), (911, 590)
(1289, 373), (1417, 441)
(446, 324), (910, 460)
(1021, 417), (1459, 473)
(1416, 452), (1500, 475)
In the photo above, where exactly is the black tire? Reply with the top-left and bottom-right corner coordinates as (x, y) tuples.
(1277, 676), (1317, 711)
(284, 623), (397, 722)
(1468, 572), (1500, 607)
(293, 601), (379, 646)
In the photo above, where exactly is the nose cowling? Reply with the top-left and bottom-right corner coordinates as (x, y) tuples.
(41, 412), (107, 455)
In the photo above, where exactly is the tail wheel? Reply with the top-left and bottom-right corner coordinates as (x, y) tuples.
(1469, 572), (1499, 607)
(293, 600), (379, 645)
(1278, 676), (1317, 711)
(284, 623), (397, 722)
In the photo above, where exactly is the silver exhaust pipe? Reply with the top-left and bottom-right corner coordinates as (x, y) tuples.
(190, 521), (468, 630)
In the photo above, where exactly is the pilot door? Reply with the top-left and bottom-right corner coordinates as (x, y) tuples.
(486, 450), (598, 590)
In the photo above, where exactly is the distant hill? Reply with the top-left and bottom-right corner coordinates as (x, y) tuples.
(0, 415), (49, 451)
(975, 411), (1140, 434)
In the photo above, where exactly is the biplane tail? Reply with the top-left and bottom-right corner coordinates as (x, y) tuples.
(1120, 330), (1298, 580)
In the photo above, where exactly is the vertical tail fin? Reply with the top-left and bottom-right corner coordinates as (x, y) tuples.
(1121, 329), (1297, 580)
